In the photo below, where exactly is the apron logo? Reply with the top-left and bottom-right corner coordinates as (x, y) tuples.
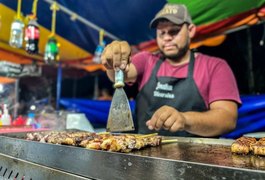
(155, 82), (173, 91)
(154, 82), (175, 99)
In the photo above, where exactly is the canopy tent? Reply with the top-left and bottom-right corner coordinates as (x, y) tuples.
(0, 0), (265, 72)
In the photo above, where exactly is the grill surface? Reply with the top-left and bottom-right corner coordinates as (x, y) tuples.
(1, 132), (265, 180)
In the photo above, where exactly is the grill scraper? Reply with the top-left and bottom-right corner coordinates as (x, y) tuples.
(106, 69), (135, 132)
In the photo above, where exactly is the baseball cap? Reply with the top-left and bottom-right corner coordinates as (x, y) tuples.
(150, 4), (192, 28)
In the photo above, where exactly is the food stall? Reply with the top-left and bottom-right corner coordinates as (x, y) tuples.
(1, 132), (265, 179)
(1, 1), (265, 179)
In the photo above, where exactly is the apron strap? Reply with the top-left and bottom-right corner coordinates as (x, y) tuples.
(152, 52), (195, 79)
(187, 52), (195, 79)
(150, 56), (164, 78)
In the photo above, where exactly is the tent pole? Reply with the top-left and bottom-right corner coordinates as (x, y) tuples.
(14, 78), (19, 118)
(56, 62), (62, 110)
(73, 78), (77, 98)
(224, 21), (265, 35)
(44, 0), (120, 41)
(93, 75), (99, 99)
(246, 28), (255, 94)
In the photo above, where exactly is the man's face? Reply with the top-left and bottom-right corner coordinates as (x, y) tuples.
(156, 21), (191, 60)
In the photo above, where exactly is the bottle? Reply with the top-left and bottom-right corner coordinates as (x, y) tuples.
(0, 108), (2, 126)
(44, 37), (59, 64)
(92, 41), (106, 64)
(9, 19), (25, 48)
(26, 112), (35, 126)
(1, 104), (11, 125)
(25, 17), (40, 54)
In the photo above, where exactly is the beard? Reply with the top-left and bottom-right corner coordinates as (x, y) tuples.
(161, 40), (190, 61)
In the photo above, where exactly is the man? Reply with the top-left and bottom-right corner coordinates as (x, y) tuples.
(98, 88), (113, 100)
(101, 3), (241, 137)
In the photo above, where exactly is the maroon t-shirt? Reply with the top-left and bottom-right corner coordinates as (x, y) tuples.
(131, 51), (241, 108)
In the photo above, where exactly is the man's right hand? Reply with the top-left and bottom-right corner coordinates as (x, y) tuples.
(101, 41), (131, 71)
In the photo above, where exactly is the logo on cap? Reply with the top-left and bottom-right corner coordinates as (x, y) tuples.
(157, 5), (179, 16)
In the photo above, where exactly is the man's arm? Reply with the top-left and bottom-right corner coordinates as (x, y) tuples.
(182, 100), (237, 137)
(146, 100), (238, 137)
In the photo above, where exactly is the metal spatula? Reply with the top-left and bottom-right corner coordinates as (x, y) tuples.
(106, 69), (135, 132)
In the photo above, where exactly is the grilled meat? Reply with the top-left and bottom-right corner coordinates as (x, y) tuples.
(26, 131), (162, 153)
(26, 131), (51, 141)
(80, 134), (162, 152)
(250, 138), (265, 156)
(251, 155), (265, 168)
(231, 137), (256, 155)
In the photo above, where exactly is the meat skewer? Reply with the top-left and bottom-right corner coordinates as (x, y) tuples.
(26, 131), (162, 153)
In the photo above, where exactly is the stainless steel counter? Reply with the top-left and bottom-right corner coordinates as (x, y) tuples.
(0, 132), (265, 180)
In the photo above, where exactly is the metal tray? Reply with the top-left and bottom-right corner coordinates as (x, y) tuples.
(0, 132), (265, 180)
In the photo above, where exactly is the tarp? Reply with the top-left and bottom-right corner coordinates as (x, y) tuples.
(60, 98), (136, 125)
(60, 95), (265, 139)
(1, 0), (265, 71)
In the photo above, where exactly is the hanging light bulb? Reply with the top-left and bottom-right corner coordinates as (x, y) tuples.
(9, 19), (24, 48)
(44, 36), (59, 64)
(25, 16), (40, 54)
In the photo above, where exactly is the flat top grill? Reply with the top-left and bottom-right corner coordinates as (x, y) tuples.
(1, 132), (265, 180)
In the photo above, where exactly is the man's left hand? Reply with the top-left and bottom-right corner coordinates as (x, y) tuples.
(146, 105), (186, 132)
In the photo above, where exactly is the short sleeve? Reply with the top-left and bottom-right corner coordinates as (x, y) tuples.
(131, 51), (150, 86)
(131, 51), (149, 76)
(208, 60), (241, 105)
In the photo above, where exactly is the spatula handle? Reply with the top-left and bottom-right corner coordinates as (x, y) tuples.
(114, 69), (125, 88)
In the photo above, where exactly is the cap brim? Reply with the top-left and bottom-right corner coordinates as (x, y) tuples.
(149, 15), (186, 28)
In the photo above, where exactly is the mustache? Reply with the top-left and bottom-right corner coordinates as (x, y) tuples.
(163, 43), (176, 47)
(162, 43), (189, 60)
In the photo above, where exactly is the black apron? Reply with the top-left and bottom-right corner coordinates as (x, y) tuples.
(135, 52), (207, 136)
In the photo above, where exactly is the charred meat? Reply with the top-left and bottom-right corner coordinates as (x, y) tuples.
(26, 131), (162, 153)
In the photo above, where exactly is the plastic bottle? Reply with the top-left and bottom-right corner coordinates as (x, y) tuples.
(44, 37), (59, 64)
(92, 41), (106, 64)
(9, 19), (25, 48)
(0, 109), (2, 126)
(25, 18), (40, 54)
(1, 104), (11, 125)
(26, 112), (35, 126)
